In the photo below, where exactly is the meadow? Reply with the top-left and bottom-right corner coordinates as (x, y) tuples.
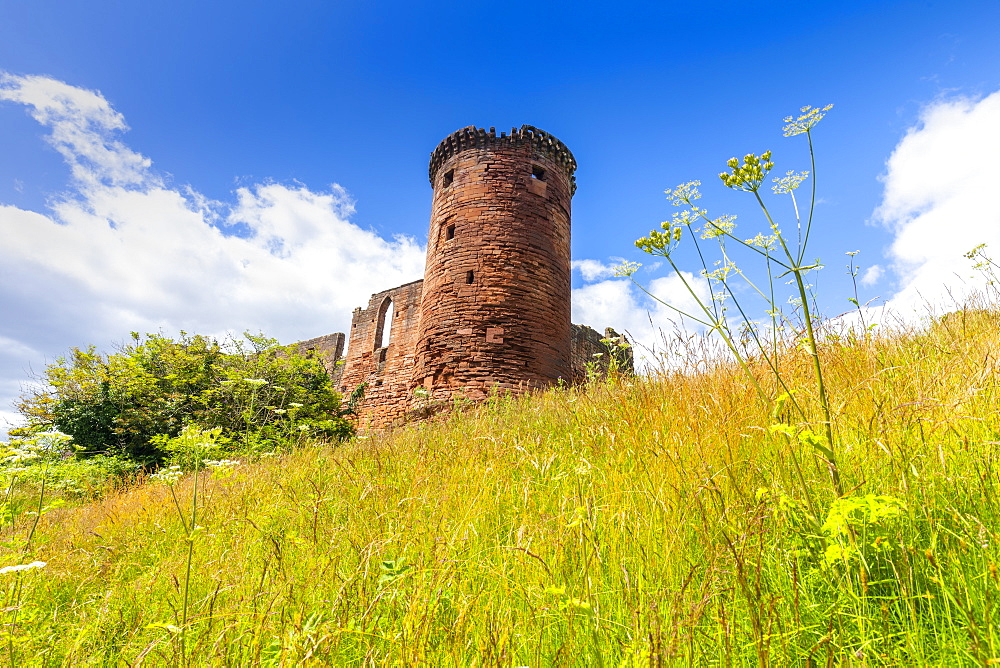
(2, 305), (999, 665)
(3, 105), (998, 665)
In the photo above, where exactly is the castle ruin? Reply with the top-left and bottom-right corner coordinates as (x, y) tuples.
(298, 125), (631, 428)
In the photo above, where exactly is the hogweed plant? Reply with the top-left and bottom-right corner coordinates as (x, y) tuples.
(0, 431), (71, 662)
(622, 104), (843, 496)
(149, 426), (238, 665)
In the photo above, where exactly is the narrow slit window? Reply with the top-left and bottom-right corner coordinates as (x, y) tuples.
(531, 165), (545, 181)
(446, 224), (455, 240)
(466, 270), (475, 284)
(442, 169), (454, 187)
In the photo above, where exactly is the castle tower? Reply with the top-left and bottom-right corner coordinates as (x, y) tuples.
(412, 125), (577, 402)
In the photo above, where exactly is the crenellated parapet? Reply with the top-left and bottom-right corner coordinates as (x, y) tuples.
(428, 125), (578, 194)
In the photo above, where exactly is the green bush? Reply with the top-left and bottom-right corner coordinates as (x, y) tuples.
(16, 332), (355, 464)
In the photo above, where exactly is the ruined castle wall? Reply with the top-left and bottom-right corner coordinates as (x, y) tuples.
(412, 126), (576, 403)
(291, 125), (633, 430)
(570, 325), (633, 383)
(295, 332), (346, 387)
(337, 279), (423, 428)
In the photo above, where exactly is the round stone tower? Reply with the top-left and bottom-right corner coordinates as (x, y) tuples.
(412, 125), (577, 402)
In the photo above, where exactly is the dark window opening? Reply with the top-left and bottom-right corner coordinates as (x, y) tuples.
(374, 298), (393, 350)
(446, 224), (455, 240)
(442, 169), (454, 187)
(466, 270), (475, 284)
(531, 165), (545, 181)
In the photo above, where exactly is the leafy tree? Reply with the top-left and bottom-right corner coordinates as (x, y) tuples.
(16, 332), (355, 464)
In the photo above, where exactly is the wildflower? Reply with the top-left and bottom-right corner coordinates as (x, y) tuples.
(664, 181), (701, 206)
(288, 402), (303, 408)
(202, 459), (241, 469)
(0, 560), (46, 575)
(701, 214), (736, 239)
(612, 261), (642, 277)
(670, 209), (700, 227)
(782, 104), (834, 137)
(242, 378), (268, 386)
(702, 261), (736, 281)
(636, 222), (683, 257)
(151, 465), (183, 485)
(772, 170), (809, 194)
(3, 447), (40, 464)
(746, 233), (777, 250)
(719, 152), (774, 192)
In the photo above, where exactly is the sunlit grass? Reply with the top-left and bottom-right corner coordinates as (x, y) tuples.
(4, 308), (1000, 664)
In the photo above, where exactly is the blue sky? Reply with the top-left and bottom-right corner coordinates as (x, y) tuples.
(2, 0), (1000, 432)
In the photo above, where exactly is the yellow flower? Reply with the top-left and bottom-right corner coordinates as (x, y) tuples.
(782, 104), (834, 137)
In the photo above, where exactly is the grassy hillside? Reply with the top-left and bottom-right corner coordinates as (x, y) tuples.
(4, 309), (1000, 665)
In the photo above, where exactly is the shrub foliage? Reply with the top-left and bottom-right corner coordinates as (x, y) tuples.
(16, 332), (353, 463)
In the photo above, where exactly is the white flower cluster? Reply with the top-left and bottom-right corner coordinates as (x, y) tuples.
(0, 561), (46, 575)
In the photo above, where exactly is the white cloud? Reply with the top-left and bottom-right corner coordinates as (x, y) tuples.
(0, 378), (31, 441)
(0, 73), (152, 188)
(0, 336), (39, 359)
(572, 258), (620, 282)
(571, 270), (711, 367)
(861, 264), (883, 287)
(876, 90), (1000, 313)
(0, 411), (21, 440)
(0, 73), (426, 430)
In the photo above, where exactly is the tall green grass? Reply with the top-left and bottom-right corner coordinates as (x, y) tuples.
(4, 308), (1000, 665)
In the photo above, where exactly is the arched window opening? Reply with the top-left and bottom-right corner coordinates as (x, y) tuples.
(442, 169), (454, 188)
(466, 270), (475, 284)
(374, 298), (394, 350)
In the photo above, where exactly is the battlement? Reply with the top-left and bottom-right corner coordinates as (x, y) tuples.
(428, 125), (578, 194)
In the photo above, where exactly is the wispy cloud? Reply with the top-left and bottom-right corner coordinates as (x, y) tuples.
(0, 73), (426, 432)
(861, 264), (883, 287)
(572, 258), (621, 282)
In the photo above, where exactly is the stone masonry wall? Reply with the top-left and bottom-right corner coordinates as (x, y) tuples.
(336, 280), (424, 429)
(412, 125), (576, 404)
(570, 325), (633, 383)
(295, 332), (346, 388)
